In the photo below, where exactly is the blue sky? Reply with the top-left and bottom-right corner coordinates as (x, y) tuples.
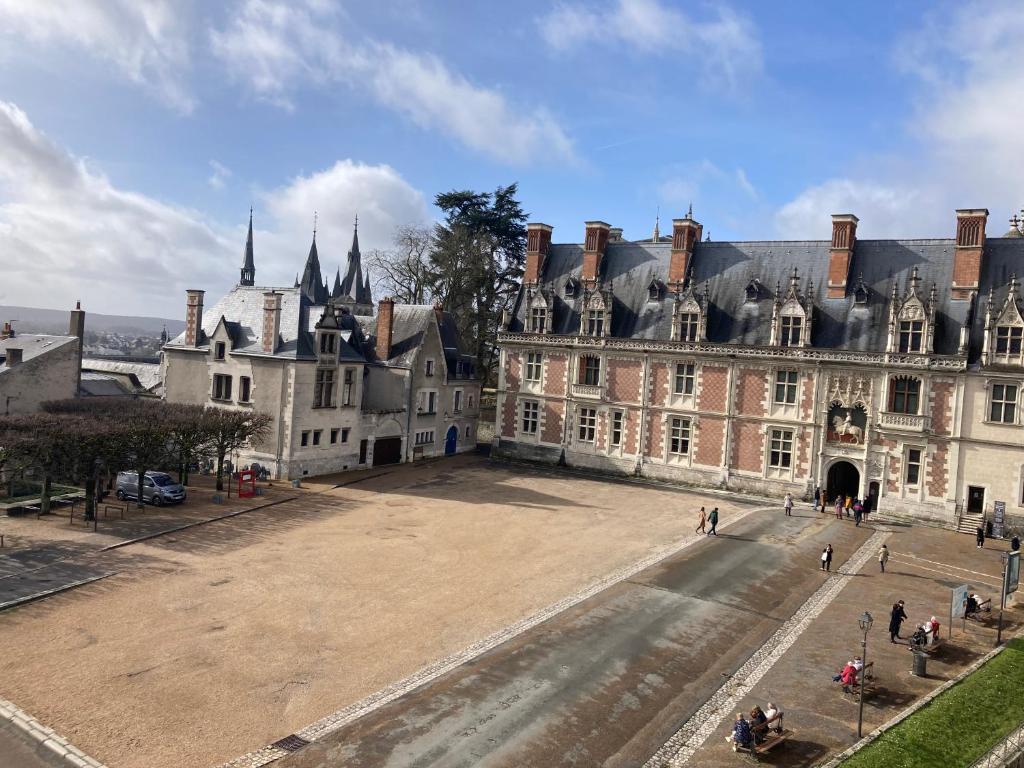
(0, 0), (1021, 319)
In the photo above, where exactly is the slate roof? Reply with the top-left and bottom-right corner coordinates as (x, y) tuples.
(509, 237), (1024, 362)
(81, 358), (162, 392)
(0, 334), (77, 370)
(358, 305), (476, 378)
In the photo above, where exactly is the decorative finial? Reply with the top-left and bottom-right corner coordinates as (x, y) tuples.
(687, 202), (693, 219)
(75, 300), (81, 310)
(313, 211), (318, 240)
(653, 205), (660, 241)
(354, 213), (358, 230)
(705, 231), (710, 241)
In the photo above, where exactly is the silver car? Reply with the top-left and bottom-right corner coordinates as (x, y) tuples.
(115, 471), (187, 506)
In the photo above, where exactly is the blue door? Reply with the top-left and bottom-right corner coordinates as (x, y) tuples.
(445, 426), (458, 455)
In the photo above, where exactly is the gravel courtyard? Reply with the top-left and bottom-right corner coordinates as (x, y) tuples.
(0, 456), (752, 768)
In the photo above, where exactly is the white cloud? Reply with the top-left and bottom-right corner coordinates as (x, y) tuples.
(0, 101), (429, 318)
(0, 0), (194, 112)
(735, 168), (757, 200)
(208, 160), (232, 190)
(210, 0), (576, 164)
(775, 0), (1024, 239)
(538, 0), (761, 92)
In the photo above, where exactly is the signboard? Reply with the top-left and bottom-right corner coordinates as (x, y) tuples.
(1006, 551), (1020, 597)
(993, 500), (1006, 538)
(951, 584), (969, 619)
(236, 469), (256, 499)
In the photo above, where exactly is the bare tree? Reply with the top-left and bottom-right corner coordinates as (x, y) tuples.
(369, 224), (434, 304)
(203, 408), (272, 491)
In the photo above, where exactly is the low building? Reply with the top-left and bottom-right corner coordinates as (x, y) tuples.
(495, 208), (1024, 529)
(162, 214), (481, 479)
(0, 304), (85, 415)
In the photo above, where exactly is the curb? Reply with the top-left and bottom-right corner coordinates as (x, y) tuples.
(817, 635), (1020, 767)
(0, 697), (106, 767)
(0, 573), (117, 613)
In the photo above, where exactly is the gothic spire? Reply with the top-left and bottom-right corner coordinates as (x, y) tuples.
(300, 224), (329, 304)
(332, 268), (343, 299)
(239, 208), (255, 286)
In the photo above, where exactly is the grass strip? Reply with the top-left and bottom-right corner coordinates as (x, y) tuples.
(841, 638), (1024, 768)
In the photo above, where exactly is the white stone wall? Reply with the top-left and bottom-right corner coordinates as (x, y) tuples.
(0, 339), (79, 414)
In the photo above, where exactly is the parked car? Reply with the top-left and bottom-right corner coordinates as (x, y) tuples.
(115, 471), (186, 506)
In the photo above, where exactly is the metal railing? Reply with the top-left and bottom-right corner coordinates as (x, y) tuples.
(971, 720), (1024, 767)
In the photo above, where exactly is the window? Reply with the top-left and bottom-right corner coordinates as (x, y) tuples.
(769, 429), (793, 469)
(905, 448), (922, 485)
(314, 368), (336, 408)
(215, 341), (226, 360)
(454, 390), (463, 413)
(330, 428), (339, 444)
(674, 363), (695, 396)
(669, 417), (691, 455)
(342, 368), (355, 406)
(425, 359), (435, 377)
(341, 428), (349, 443)
(990, 383), (1018, 424)
(530, 307), (547, 334)
(780, 315), (802, 347)
(419, 390), (437, 414)
(890, 377), (921, 414)
(212, 373), (232, 401)
(466, 425), (471, 438)
(586, 310), (605, 337)
(581, 356), (601, 386)
(239, 376), (251, 403)
(774, 370), (798, 405)
(415, 430), (435, 445)
(312, 430), (322, 446)
(319, 333), (336, 355)
(679, 312), (699, 342)
(522, 400), (539, 434)
(898, 320), (924, 353)
(578, 407), (597, 442)
(996, 326), (1023, 355)
(610, 411), (623, 447)
(525, 352), (543, 382)
(301, 431), (310, 447)
(468, 394), (474, 409)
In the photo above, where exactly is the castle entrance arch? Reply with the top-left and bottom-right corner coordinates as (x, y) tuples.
(826, 461), (860, 505)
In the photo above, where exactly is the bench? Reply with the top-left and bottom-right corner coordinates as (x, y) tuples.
(102, 503), (126, 520)
(734, 713), (792, 756)
(842, 662), (875, 698)
(966, 599), (992, 622)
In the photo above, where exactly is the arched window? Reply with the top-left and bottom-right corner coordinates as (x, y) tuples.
(889, 376), (921, 414)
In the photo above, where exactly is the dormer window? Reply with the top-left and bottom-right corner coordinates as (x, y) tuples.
(678, 313), (699, 342)
(996, 326), (1023, 356)
(771, 268), (812, 348)
(780, 316), (802, 347)
(564, 279), (577, 298)
(319, 333), (337, 355)
(745, 279), (761, 303)
(586, 309), (605, 336)
(898, 320), (924, 353)
(530, 306), (547, 334)
(648, 280), (663, 302)
(215, 341), (226, 360)
(853, 276), (870, 306)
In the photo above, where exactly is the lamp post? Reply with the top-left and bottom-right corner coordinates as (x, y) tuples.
(857, 611), (873, 738)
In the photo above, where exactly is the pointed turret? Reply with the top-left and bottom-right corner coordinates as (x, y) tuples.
(299, 224), (329, 304)
(240, 208), (256, 286)
(332, 268), (343, 299)
(338, 215), (373, 313)
(362, 271), (373, 307)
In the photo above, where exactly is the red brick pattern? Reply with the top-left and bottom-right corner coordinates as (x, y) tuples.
(732, 421), (763, 472)
(796, 426), (812, 475)
(928, 443), (948, 498)
(736, 368), (766, 416)
(542, 402), (563, 443)
(930, 380), (954, 436)
(827, 251), (851, 297)
(506, 353), (521, 391)
(699, 365), (728, 412)
(547, 354), (566, 397)
(501, 396), (517, 438)
(694, 416), (725, 466)
(800, 374), (816, 421)
(501, 353), (521, 438)
(624, 407), (639, 454)
(607, 358), (642, 403)
(647, 416), (664, 460)
(651, 363), (670, 407)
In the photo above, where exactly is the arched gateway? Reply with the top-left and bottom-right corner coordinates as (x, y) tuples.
(826, 460), (860, 504)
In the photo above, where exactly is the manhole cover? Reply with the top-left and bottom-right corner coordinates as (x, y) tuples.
(273, 734), (310, 753)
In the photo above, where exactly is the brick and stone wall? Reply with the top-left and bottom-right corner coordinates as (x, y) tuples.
(607, 357), (642, 403)
(694, 416), (725, 467)
(699, 365), (728, 411)
(732, 421), (764, 473)
(736, 368), (766, 416)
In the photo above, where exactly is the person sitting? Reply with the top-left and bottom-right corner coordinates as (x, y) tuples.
(928, 616), (940, 640)
(726, 712), (754, 749)
(839, 661), (858, 693)
(763, 702), (783, 733)
(749, 705), (768, 743)
(910, 624), (928, 649)
(965, 594), (980, 619)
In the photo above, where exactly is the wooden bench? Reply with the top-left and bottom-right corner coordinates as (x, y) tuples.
(102, 503), (126, 520)
(734, 713), (792, 757)
(842, 662), (875, 698)
(966, 598), (992, 622)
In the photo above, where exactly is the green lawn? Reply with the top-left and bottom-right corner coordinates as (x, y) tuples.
(841, 639), (1024, 768)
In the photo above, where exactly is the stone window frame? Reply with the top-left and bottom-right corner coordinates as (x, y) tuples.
(214, 341), (227, 361)
(897, 319), (925, 354)
(673, 361), (696, 398)
(904, 445), (924, 488)
(238, 375), (252, 404)
(765, 425), (795, 479)
(608, 409), (625, 453)
(529, 305), (548, 334)
(773, 369), (799, 406)
(341, 367), (356, 407)
(887, 375), (923, 415)
(665, 414), (693, 464)
(986, 380), (1020, 426)
(313, 367), (336, 409)
(212, 373), (232, 402)
(520, 399), (540, 436)
(453, 388), (464, 414)
(993, 325), (1024, 366)
(577, 406), (598, 444)
(524, 351), (544, 384)
(779, 313), (803, 348)
(579, 354), (602, 387)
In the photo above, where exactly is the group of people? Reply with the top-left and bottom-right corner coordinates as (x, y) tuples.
(726, 703), (784, 750)
(888, 600), (941, 645)
(833, 656), (866, 693)
(695, 506), (720, 536)
(812, 487), (873, 526)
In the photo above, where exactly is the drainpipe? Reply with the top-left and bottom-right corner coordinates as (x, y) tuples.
(635, 352), (652, 477)
(721, 356), (738, 487)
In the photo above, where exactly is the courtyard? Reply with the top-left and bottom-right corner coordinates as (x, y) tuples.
(0, 456), (756, 768)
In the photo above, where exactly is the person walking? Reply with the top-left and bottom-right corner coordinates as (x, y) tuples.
(976, 526), (986, 549)
(853, 500), (863, 527)
(784, 492), (794, 517)
(878, 543), (889, 573)
(889, 600), (908, 643)
(844, 495), (853, 518)
(696, 506), (707, 534)
(835, 495), (844, 519)
(1012, 535), (1020, 552)
(707, 507), (719, 536)
(821, 544), (833, 572)
(813, 486), (821, 512)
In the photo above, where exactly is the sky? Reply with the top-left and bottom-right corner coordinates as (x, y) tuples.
(0, 0), (1022, 320)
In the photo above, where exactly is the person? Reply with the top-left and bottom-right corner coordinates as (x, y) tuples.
(835, 495), (844, 519)
(910, 624), (928, 649)
(839, 660), (858, 693)
(813, 486), (821, 512)
(821, 544), (833, 572)
(696, 506), (707, 534)
(976, 526), (986, 549)
(784, 492), (794, 517)
(707, 507), (719, 536)
(853, 501), (863, 527)
(726, 712), (753, 749)
(749, 705), (768, 743)
(844, 495), (853, 517)
(852, 656), (864, 673)
(890, 600), (908, 643)
(878, 543), (890, 573)
(763, 702), (783, 733)
(965, 593), (980, 619)
(1012, 535), (1021, 552)
(863, 494), (873, 521)
(928, 616), (940, 640)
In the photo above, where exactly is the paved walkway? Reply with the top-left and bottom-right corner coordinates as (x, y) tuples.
(276, 509), (869, 768)
(0, 715), (68, 768)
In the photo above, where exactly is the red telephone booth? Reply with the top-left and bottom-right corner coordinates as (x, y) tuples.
(237, 469), (257, 498)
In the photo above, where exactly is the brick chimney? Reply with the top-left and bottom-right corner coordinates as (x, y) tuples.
(184, 290), (205, 347)
(669, 215), (702, 288)
(827, 214), (858, 298)
(524, 223), (553, 285)
(581, 221), (611, 286)
(0, 321), (12, 340)
(5, 347), (22, 367)
(69, 301), (85, 396)
(433, 300), (444, 328)
(376, 296), (395, 361)
(261, 291), (282, 354)
(953, 209), (988, 299)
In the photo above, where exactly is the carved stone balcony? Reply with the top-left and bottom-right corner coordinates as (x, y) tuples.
(878, 411), (931, 432)
(571, 383), (604, 400)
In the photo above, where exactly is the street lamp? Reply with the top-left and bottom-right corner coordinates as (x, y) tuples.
(857, 611), (873, 738)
